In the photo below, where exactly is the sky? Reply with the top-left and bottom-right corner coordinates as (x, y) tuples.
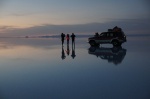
(0, 0), (150, 36)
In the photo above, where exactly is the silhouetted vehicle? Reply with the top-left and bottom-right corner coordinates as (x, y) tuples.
(88, 27), (127, 46)
(88, 46), (127, 65)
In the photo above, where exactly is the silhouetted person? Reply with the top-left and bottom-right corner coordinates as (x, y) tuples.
(113, 26), (118, 30)
(94, 32), (99, 37)
(61, 33), (65, 46)
(61, 46), (66, 60)
(71, 43), (76, 59)
(71, 33), (76, 46)
(113, 26), (122, 32)
(66, 34), (70, 45)
(66, 44), (70, 56)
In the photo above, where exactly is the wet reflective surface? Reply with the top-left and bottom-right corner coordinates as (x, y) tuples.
(88, 46), (127, 65)
(0, 36), (150, 99)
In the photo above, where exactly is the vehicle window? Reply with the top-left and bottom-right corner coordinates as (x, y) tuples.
(100, 33), (106, 37)
(110, 33), (113, 37)
(107, 33), (109, 37)
(106, 33), (113, 37)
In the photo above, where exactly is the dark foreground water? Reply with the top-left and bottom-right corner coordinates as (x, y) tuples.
(0, 36), (150, 99)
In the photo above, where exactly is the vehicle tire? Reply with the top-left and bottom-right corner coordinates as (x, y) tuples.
(89, 47), (96, 52)
(111, 46), (122, 53)
(89, 40), (96, 46)
(112, 40), (120, 46)
(96, 44), (100, 47)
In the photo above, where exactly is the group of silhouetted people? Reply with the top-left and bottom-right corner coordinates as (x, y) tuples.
(61, 33), (76, 46)
(61, 33), (76, 60)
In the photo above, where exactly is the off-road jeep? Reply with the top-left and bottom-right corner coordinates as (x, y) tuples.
(88, 27), (127, 46)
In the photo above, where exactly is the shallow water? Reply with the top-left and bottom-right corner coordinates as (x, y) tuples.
(0, 36), (150, 99)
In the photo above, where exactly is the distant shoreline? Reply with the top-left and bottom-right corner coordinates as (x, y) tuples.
(0, 34), (150, 38)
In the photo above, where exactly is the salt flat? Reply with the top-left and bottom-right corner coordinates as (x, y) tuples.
(0, 36), (150, 99)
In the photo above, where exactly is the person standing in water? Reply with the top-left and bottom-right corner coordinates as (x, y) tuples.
(61, 33), (65, 46)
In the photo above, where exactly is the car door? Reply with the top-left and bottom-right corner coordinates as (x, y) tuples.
(106, 32), (114, 43)
(98, 33), (107, 43)
(98, 32), (113, 43)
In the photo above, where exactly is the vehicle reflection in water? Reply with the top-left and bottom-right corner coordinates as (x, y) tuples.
(88, 46), (127, 65)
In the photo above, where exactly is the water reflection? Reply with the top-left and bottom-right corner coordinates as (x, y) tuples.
(88, 46), (127, 65)
(0, 37), (150, 99)
(71, 42), (76, 59)
(61, 43), (76, 60)
(66, 44), (70, 55)
(61, 46), (66, 60)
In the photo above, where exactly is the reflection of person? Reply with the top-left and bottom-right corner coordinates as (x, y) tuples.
(71, 33), (76, 45)
(66, 44), (70, 55)
(66, 34), (70, 45)
(61, 46), (66, 60)
(61, 33), (65, 46)
(71, 44), (76, 59)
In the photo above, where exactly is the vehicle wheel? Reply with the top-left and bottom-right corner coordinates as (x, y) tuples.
(89, 47), (96, 52)
(89, 40), (96, 46)
(96, 44), (100, 47)
(112, 40), (120, 46)
(111, 46), (122, 53)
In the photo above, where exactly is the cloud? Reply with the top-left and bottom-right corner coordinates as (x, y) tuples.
(0, 26), (15, 33)
(0, 18), (150, 37)
(0, 26), (12, 30)
(9, 12), (35, 17)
